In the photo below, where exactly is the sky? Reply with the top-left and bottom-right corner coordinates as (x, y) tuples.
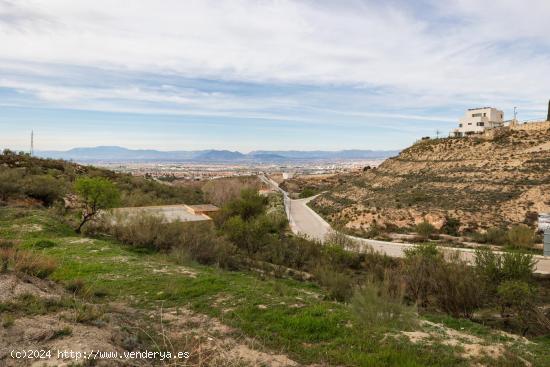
(1, 0), (550, 152)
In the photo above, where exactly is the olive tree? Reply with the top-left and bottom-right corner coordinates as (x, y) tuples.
(74, 177), (120, 233)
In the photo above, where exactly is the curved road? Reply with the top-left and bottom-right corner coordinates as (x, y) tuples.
(259, 175), (550, 275)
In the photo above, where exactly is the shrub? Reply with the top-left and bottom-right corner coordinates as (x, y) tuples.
(313, 265), (354, 302)
(299, 187), (318, 198)
(24, 175), (64, 206)
(106, 212), (237, 267)
(223, 189), (267, 221)
(402, 244), (482, 317)
(352, 279), (417, 330)
(485, 227), (508, 245)
(33, 239), (56, 249)
(507, 225), (535, 249)
(0, 240), (15, 249)
(415, 221), (436, 239)
(0, 248), (57, 278)
(432, 253), (483, 317)
(441, 216), (460, 236)
(222, 212), (285, 256)
(474, 248), (502, 287)
(497, 280), (536, 335)
(13, 251), (58, 279)
(474, 248), (535, 298)
(2, 314), (14, 328)
(171, 221), (237, 266)
(325, 230), (358, 251)
(497, 280), (535, 311)
(500, 251), (536, 282)
(0, 247), (13, 272)
(0, 169), (23, 202)
(322, 243), (363, 270)
(65, 279), (87, 294)
(202, 176), (260, 206)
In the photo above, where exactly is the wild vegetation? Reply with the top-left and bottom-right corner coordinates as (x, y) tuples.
(0, 149), (204, 209)
(1, 153), (549, 366)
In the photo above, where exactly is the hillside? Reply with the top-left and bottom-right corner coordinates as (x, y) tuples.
(309, 127), (550, 234)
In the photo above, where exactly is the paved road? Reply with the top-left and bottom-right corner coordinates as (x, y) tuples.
(289, 197), (331, 241)
(259, 175), (550, 275)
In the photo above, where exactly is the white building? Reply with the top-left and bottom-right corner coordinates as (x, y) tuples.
(453, 107), (504, 137)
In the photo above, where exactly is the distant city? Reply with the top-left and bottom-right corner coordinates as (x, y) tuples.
(34, 146), (397, 181)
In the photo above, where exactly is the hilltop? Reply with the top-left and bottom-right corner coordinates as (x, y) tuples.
(309, 127), (550, 234)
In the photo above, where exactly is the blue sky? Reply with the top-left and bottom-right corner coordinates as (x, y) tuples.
(1, 0), (549, 152)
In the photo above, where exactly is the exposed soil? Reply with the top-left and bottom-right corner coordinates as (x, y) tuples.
(309, 128), (550, 233)
(0, 272), (301, 367)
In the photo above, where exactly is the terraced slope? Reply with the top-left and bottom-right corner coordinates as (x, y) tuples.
(310, 128), (550, 233)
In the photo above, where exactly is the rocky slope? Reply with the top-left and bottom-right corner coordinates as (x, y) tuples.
(309, 128), (550, 233)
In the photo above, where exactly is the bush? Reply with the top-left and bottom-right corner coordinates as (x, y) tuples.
(474, 248), (535, 299)
(65, 279), (87, 294)
(223, 213), (286, 256)
(202, 176), (259, 206)
(507, 224), (535, 249)
(14, 252), (58, 279)
(223, 189), (267, 221)
(107, 212), (167, 250)
(313, 265), (354, 302)
(106, 212), (237, 268)
(322, 243), (363, 270)
(497, 280), (536, 335)
(402, 244), (482, 317)
(351, 279), (417, 330)
(171, 221), (237, 267)
(299, 187), (318, 198)
(33, 239), (56, 249)
(441, 216), (460, 236)
(486, 227), (508, 245)
(432, 253), (483, 317)
(0, 169), (23, 202)
(497, 280), (535, 311)
(0, 248), (58, 278)
(325, 231), (358, 251)
(23, 175), (64, 206)
(500, 251), (536, 282)
(415, 221), (436, 239)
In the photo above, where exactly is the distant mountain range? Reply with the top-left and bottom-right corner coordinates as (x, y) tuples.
(36, 146), (399, 163)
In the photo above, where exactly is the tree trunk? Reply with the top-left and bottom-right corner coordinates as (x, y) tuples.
(75, 212), (94, 233)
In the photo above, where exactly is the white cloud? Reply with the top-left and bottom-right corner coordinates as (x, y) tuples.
(0, 0), (549, 119)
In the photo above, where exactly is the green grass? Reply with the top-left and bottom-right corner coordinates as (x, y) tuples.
(1, 207), (547, 366)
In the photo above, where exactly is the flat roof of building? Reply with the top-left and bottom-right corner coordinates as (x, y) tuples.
(185, 204), (220, 212)
(467, 107), (494, 111)
(113, 205), (211, 222)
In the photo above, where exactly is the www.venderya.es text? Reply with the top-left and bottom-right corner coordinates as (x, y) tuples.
(11, 349), (190, 361)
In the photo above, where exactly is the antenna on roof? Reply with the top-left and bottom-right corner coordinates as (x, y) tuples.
(30, 130), (34, 156)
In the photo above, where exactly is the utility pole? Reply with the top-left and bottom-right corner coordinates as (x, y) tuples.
(436, 130), (441, 139)
(513, 106), (517, 121)
(30, 130), (34, 156)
